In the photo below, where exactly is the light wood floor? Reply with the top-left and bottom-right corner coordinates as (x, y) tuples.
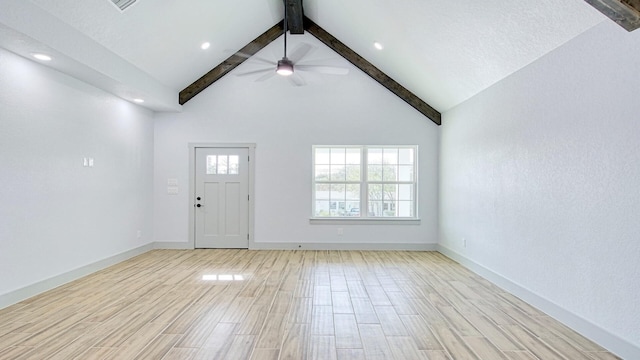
(0, 250), (620, 360)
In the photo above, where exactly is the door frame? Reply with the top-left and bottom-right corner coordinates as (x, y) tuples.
(188, 143), (256, 249)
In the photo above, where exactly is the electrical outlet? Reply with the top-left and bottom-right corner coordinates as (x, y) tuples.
(337, 228), (343, 236)
(137, 230), (142, 239)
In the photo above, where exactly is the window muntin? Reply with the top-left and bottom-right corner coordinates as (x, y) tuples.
(313, 146), (417, 219)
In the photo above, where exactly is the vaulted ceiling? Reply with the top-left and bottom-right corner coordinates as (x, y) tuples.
(1, 0), (609, 120)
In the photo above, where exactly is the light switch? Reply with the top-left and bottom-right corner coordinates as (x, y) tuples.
(88, 158), (94, 167)
(167, 187), (179, 195)
(83, 158), (88, 167)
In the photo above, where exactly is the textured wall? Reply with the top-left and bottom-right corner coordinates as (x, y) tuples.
(0, 48), (155, 297)
(153, 34), (439, 248)
(440, 21), (640, 354)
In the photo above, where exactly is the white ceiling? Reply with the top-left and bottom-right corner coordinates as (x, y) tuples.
(0, 0), (605, 114)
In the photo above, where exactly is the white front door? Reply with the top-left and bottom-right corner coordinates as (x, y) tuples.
(194, 147), (249, 248)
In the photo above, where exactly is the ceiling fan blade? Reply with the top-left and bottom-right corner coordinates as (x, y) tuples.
(288, 43), (314, 63)
(228, 50), (276, 66)
(255, 71), (277, 82)
(235, 68), (274, 77)
(296, 65), (350, 75)
(288, 73), (307, 87)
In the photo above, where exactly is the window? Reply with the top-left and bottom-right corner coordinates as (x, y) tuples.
(313, 146), (417, 219)
(206, 155), (239, 175)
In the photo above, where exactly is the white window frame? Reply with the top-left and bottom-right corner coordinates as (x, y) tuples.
(311, 145), (420, 224)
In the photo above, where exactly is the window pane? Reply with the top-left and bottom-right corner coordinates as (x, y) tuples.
(315, 165), (330, 181)
(218, 156), (228, 174)
(315, 201), (331, 217)
(383, 148), (398, 165)
(368, 165), (382, 181)
(315, 184), (330, 200)
(330, 165), (346, 181)
(398, 184), (413, 200)
(383, 184), (397, 201)
(346, 148), (361, 164)
(330, 184), (346, 201)
(398, 201), (413, 217)
(206, 155), (217, 174)
(383, 201), (397, 217)
(330, 148), (346, 165)
(228, 155), (239, 174)
(346, 184), (360, 200)
(382, 165), (398, 181)
(368, 201), (383, 217)
(368, 148), (382, 164)
(368, 184), (383, 201)
(346, 165), (361, 181)
(315, 148), (330, 164)
(399, 165), (413, 181)
(399, 148), (414, 164)
(346, 202), (360, 216)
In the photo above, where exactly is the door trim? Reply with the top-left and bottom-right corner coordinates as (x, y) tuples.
(188, 143), (256, 249)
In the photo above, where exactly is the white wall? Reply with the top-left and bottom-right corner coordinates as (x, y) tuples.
(440, 21), (640, 357)
(0, 48), (155, 299)
(153, 34), (439, 249)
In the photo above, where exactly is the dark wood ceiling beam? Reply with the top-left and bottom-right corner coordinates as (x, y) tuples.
(585, 0), (640, 31)
(179, 21), (284, 105)
(286, 0), (304, 34)
(304, 17), (441, 125)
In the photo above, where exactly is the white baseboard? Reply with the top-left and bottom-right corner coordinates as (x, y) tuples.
(250, 242), (437, 251)
(0, 243), (154, 310)
(437, 244), (640, 360)
(154, 241), (193, 250)
(153, 241), (437, 251)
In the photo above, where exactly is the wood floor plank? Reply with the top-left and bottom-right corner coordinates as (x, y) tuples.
(431, 324), (478, 360)
(386, 336), (429, 359)
(332, 292), (354, 314)
(311, 306), (334, 335)
(398, 315), (444, 351)
(280, 323), (309, 360)
(501, 324), (565, 360)
(309, 335), (338, 360)
(224, 334), (257, 360)
(249, 348), (280, 360)
(336, 348), (366, 360)
(358, 324), (394, 360)
(463, 336), (510, 359)
(351, 298), (379, 324)
(334, 314), (363, 349)
(374, 306), (408, 336)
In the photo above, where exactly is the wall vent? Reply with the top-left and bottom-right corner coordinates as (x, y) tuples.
(111, 0), (137, 12)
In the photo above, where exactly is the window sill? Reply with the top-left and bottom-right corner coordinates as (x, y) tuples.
(309, 218), (421, 225)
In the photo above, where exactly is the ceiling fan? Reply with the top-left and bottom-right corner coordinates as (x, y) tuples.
(235, 1), (349, 86)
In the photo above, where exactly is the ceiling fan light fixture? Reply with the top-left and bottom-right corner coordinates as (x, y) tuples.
(276, 58), (294, 76)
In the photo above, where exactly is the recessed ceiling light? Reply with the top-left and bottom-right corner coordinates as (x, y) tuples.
(201, 42), (211, 50)
(373, 42), (384, 50)
(32, 53), (52, 61)
(133, 98), (145, 103)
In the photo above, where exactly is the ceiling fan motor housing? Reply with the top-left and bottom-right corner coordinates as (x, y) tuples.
(276, 58), (294, 76)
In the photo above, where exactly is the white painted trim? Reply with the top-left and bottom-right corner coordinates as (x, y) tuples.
(250, 242), (437, 251)
(0, 243), (153, 310)
(188, 143), (256, 250)
(154, 241), (192, 250)
(310, 218), (421, 225)
(437, 245), (640, 360)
